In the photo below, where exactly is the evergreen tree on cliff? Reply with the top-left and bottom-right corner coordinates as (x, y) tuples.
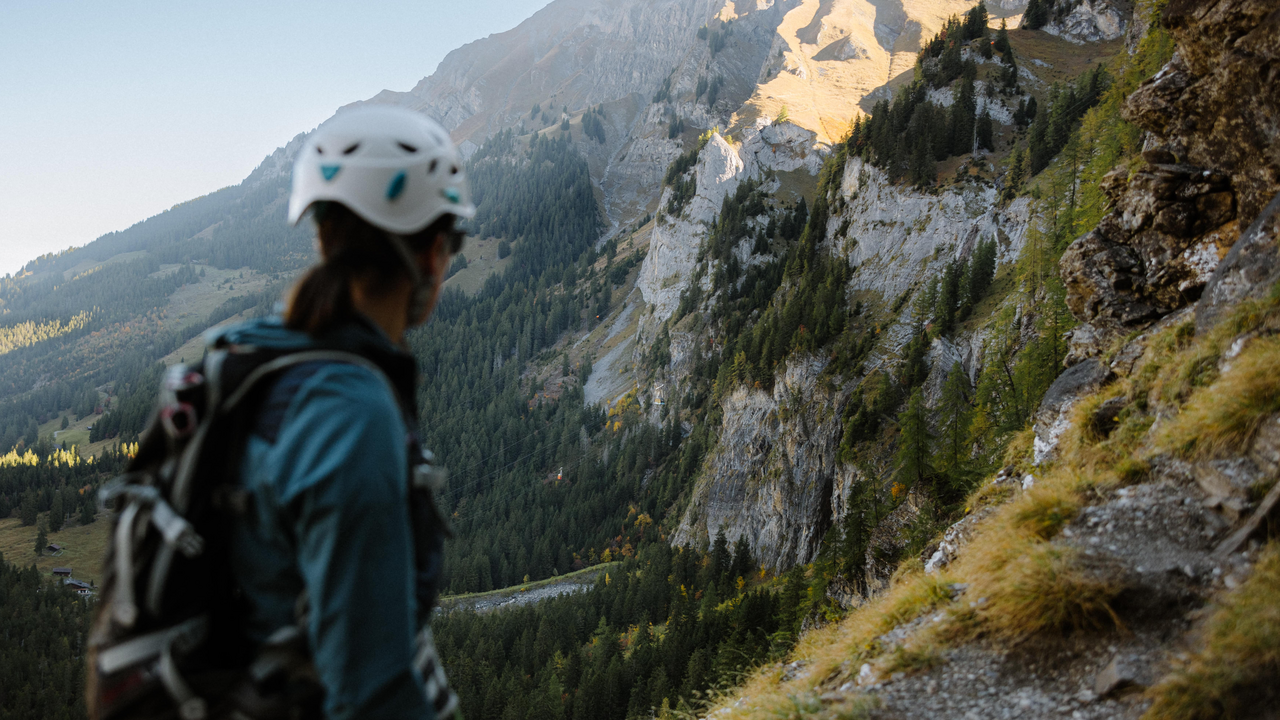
(896, 388), (934, 489)
(1023, 0), (1051, 30)
(938, 362), (975, 497)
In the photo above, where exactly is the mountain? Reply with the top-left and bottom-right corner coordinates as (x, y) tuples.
(5, 0), (1280, 718)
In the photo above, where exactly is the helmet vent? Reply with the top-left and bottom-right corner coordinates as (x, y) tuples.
(342, 142), (361, 155)
(386, 171), (407, 200)
(398, 142), (418, 153)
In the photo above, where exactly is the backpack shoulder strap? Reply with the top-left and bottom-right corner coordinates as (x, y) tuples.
(220, 350), (392, 414)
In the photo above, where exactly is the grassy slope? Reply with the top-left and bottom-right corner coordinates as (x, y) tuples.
(0, 512), (110, 586)
(442, 235), (515, 296)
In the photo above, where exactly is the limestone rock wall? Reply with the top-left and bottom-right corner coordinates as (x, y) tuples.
(672, 356), (845, 570)
(836, 157), (1032, 304)
(671, 154), (1034, 571)
(637, 133), (750, 320)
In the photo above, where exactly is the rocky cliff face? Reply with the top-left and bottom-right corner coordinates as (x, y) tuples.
(638, 134), (749, 320)
(666, 152), (1035, 570)
(672, 357), (845, 569)
(835, 157), (1031, 305)
(1061, 0), (1280, 359)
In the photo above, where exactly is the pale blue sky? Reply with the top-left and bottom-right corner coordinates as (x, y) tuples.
(0, 0), (551, 276)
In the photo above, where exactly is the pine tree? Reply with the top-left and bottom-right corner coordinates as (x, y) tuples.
(839, 479), (877, 592)
(35, 520), (48, 556)
(896, 388), (933, 489)
(1024, 0), (1050, 29)
(1002, 50), (1019, 89)
(19, 491), (38, 527)
(963, 1), (989, 40)
(936, 261), (963, 334)
(79, 498), (96, 526)
(950, 78), (977, 155)
(976, 111), (994, 152)
(937, 362), (974, 495)
(994, 19), (1012, 58)
(730, 538), (753, 581)
(965, 237), (998, 310)
(49, 492), (63, 532)
(1004, 147), (1029, 200)
(899, 324), (930, 389)
(1028, 96), (1052, 173)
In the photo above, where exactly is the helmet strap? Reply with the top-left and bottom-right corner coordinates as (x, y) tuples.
(381, 231), (434, 324)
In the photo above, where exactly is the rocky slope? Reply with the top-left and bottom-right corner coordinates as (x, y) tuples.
(363, 0), (720, 144)
(725, 0), (1016, 142)
(697, 0), (1280, 717)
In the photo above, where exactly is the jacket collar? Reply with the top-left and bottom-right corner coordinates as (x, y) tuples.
(313, 314), (419, 419)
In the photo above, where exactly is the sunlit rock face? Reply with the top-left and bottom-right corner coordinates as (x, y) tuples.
(637, 133), (747, 321)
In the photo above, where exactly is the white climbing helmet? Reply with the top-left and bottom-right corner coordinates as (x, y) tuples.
(288, 105), (475, 234)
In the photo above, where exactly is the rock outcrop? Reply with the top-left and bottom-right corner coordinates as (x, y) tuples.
(1061, 0), (1280, 357)
(837, 158), (1032, 305)
(1041, 0), (1129, 44)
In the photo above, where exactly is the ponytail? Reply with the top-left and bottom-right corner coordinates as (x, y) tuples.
(284, 261), (356, 336)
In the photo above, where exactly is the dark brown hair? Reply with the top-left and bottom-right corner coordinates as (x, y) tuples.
(284, 203), (453, 335)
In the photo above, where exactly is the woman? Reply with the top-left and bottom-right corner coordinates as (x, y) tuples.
(219, 105), (472, 719)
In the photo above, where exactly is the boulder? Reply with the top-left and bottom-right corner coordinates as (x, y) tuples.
(1033, 359), (1113, 463)
(1196, 191), (1280, 333)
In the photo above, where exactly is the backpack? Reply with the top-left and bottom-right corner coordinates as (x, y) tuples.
(87, 339), (457, 720)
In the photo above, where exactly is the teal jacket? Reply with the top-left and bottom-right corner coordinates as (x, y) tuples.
(215, 316), (437, 720)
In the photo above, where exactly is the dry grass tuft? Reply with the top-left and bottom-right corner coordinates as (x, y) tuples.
(967, 480), (1016, 512)
(875, 572), (954, 635)
(1145, 542), (1280, 719)
(973, 543), (1122, 639)
(1113, 456), (1150, 485)
(880, 641), (944, 676)
(1012, 485), (1081, 540)
(1003, 428), (1036, 473)
(1159, 335), (1280, 460)
(952, 463), (1122, 643)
